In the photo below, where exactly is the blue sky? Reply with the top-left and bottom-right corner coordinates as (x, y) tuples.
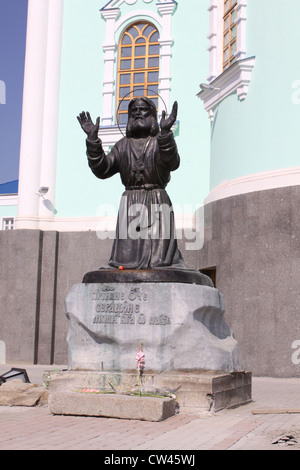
(0, 0), (28, 184)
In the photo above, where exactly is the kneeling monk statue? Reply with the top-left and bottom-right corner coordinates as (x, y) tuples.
(77, 97), (185, 270)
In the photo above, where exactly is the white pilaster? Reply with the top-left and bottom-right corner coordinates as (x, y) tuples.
(16, 0), (50, 229)
(101, 8), (120, 126)
(39, 0), (64, 226)
(207, 0), (219, 82)
(157, 2), (176, 114)
(234, 0), (247, 60)
(16, 0), (64, 230)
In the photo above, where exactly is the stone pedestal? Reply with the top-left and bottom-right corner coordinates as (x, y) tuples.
(53, 268), (251, 419)
(65, 270), (244, 373)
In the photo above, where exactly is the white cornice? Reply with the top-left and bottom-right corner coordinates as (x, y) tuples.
(101, 0), (176, 10)
(0, 194), (18, 206)
(115, 10), (161, 32)
(197, 56), (256, 121)
(14, 213), (196, 233)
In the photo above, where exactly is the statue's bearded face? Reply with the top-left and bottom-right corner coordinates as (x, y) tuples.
(127, 100), (153, 138)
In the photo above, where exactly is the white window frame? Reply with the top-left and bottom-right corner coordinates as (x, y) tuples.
(198, 0), (255, 121)
(1, 217), (15, 230)
(0, 194), (18, 230)
(100, 0), (177, 151)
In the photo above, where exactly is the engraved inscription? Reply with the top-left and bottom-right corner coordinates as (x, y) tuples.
(137, 313), (146, 324)
(91, 290), (124, 301)
(149, 315), (171, 325)
(95, 302), (140, 314)
(91, 285), (171, 326)
(93, 313), (120, 324)
(128, 287), (148, 302)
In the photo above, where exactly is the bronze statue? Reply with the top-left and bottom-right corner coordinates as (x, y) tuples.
(77, 97), (185, 270)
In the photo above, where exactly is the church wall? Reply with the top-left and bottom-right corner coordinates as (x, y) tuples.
(200, 0), (300, 378)
(197, 185), (300, 378)
(209, 0), (300, 191)
(0, 204), (18, 219)
(54, 0), (211, 224)
(55, 0), (108, 219)
(167, 1), (211, 209)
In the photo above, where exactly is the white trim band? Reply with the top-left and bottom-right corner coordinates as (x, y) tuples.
(14, 213), (196, 233)
(205, 166), (300, 204)
(0, 195), (18, 207)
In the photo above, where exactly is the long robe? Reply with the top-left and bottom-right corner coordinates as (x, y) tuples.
(86, 131), (185, 269)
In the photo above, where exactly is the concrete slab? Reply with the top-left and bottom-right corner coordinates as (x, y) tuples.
(49, 391), (176, 421)
(48, 369), (252, 415)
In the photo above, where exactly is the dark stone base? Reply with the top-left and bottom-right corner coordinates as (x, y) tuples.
(82, 267), (213, 286)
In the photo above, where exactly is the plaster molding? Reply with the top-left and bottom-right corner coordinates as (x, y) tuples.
(197, 56), (255, 121)
(14, 213), (195, 233)
(204, 166), (300, 204)
(200, 0), (252, 119)
(114, 10), (161, 32)
(0, 194), (18, 206)
(14, 215), (41, 230)
(101, 0), (176, 10)
(156, 2), (177, 17)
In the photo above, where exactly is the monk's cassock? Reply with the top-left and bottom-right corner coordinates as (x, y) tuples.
(86, 130), (185, 269)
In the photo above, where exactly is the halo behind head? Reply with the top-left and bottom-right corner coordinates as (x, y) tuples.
(126, 96), (159, 137)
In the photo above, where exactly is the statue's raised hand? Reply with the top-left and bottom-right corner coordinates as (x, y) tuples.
(77, 112), (100, 141)
(160, 101), (178, 135)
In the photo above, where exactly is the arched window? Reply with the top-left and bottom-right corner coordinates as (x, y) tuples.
(223, 0), (237, 70)
(200, 0), (255, 121)
(117, 22), (160, 125)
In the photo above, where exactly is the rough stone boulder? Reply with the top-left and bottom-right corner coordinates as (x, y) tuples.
(0, 379), (48, 406)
